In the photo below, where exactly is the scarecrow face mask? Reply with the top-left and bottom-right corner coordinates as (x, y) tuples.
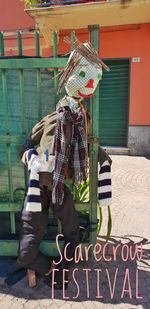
(65, 53), (103, 99)
(58, 38), (109, 96)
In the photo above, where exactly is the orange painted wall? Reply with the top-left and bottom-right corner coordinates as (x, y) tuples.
(0, 0), (34, 31)
(100, 24), (150, 126)
(0, 1), (149, 126)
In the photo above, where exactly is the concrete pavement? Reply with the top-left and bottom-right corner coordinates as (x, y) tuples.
(0, 155), (150, 309)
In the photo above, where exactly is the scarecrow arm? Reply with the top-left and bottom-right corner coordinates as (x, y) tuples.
(97, 147), (112, 208)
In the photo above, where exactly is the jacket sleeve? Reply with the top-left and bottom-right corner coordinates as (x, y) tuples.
(19, 115), (48, 160)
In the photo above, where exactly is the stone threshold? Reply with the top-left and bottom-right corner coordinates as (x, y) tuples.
(103, 146), (130, 155)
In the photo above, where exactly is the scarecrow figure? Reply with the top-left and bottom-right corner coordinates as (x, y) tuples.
(17, 38), (112, 289)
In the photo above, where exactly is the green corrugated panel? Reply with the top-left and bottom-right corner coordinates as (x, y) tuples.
(99, 59), (129, 146)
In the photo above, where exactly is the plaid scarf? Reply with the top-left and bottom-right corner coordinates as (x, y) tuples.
(52, 105), (88, 205)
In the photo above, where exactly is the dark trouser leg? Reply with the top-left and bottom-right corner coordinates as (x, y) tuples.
(44, 186), (79, 288)
(50, 185), (80, 268)
(17, 187), (51, 275)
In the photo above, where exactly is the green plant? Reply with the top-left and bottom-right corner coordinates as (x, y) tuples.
(74, 180), (90, 203)
(21, 0), (39, 9)
(73, 180), (112, 239)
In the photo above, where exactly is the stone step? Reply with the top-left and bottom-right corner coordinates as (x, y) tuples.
(103, 146), (130, 155)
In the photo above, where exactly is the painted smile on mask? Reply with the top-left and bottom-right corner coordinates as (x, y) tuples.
(78, 79), (95, 98)
(77, 90), (94, 98)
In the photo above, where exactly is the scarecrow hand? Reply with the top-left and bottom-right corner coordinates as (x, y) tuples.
(28, 155), (43, 174)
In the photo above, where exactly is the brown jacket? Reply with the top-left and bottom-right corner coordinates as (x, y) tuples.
(20, 98), (72, 161)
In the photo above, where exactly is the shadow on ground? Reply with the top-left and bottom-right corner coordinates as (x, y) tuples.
(0, 236), (150, 308)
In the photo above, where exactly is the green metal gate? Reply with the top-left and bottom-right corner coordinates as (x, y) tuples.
(99, 59), (129, 146)
(0, 28), (100, 256)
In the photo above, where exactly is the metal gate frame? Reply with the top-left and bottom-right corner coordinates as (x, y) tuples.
(0, 26), (100, 257)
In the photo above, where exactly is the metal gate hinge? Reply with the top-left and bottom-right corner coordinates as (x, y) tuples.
(89, 136), (100, 144)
